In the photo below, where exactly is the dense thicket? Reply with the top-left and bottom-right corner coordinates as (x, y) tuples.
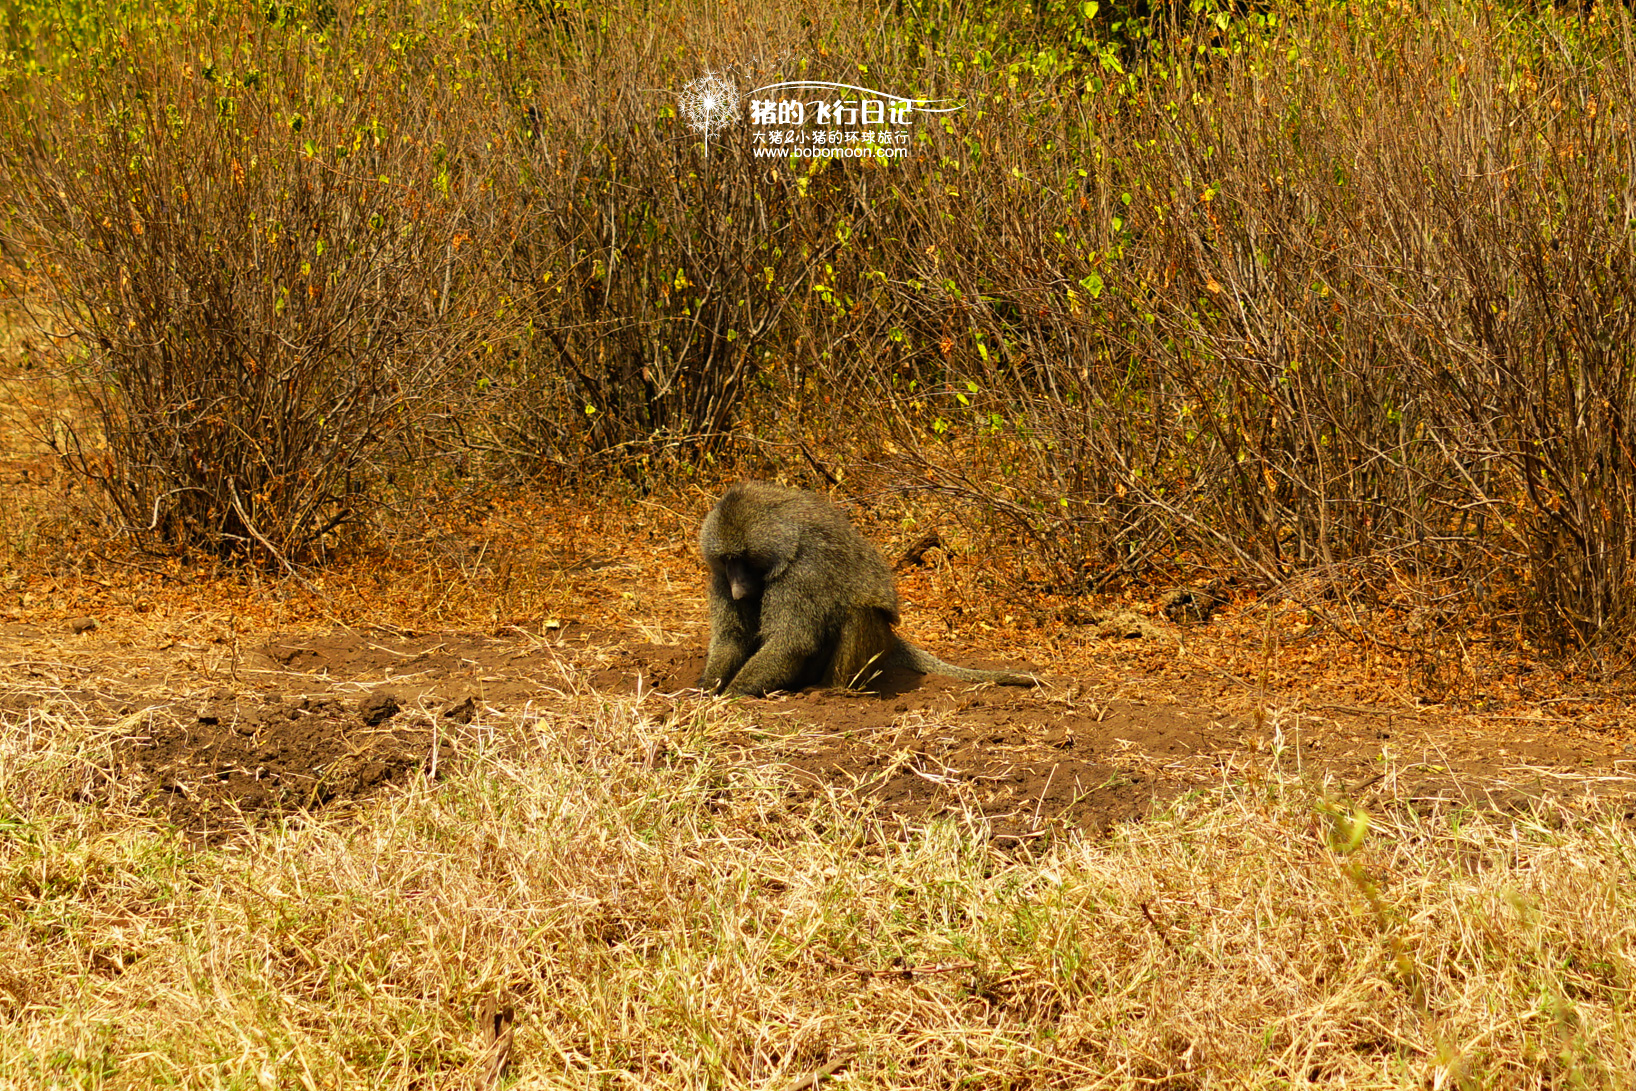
(3, 0), (1634, 653)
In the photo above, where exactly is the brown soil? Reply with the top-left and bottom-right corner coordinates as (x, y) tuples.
(115, 693), (436, 840)
(611, 639), (1636, 839)
(4, 621), (1620, 843)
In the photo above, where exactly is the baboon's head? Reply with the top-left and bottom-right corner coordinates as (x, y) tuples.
(700, 484), (798, 601)
(701, 526), (770, 601)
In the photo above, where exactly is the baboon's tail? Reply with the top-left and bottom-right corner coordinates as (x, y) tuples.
(892, 640), (1038, 686)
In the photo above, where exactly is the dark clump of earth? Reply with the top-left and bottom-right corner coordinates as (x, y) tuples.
(112, 693), (435, 841)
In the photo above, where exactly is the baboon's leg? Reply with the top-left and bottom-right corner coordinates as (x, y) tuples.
(827, 607), (895, 689)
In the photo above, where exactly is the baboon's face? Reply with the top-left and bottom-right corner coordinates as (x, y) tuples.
(722, 556), (762, 601)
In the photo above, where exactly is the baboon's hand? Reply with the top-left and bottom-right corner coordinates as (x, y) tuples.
(700, 651), (750, 695)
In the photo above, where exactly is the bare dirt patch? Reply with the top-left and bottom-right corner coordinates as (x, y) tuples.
(610, 639), (1636, 838)
(6, 622), (1634, 841)
(113, 694), (435, 841)
(90, 630), (584, 838)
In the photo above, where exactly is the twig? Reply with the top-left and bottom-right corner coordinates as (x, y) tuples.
(89, 550), (184, 582)
(1030, 762), (1059, 832)
(1138, 901), (1177, 951)
(773, 1047), (857, 1091)
(476, 996), (515, 1088)
(226, 477), (333, 605)
(799, 441), (841, 488)
(817, 954), (975, 977)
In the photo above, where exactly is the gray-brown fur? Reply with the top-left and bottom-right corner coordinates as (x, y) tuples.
(698, 481), (1037, 696)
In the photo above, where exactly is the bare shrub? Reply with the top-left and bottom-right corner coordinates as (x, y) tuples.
(0, 13), (506, 564)
(481, 11), (844, 477)
(1111, 4), (1636, 649)
(776, 0), (1636, 653)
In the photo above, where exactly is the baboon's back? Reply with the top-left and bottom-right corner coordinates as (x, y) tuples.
(714, 482), (898, 621)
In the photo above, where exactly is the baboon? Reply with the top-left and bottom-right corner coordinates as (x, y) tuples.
(698, 481), (1038, 696)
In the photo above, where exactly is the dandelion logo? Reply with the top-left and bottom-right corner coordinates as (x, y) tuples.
(678, 72), (741, 153)
(675, 70), (960, 159)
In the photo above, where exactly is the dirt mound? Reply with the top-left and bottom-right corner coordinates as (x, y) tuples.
(253, 629), (578, 703)
(112, 694), (438, 840)
(776, 694), (1208, 840)
(243, 628), (1209, 838)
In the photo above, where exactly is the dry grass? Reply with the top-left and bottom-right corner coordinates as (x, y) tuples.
(2, 682), (1633, 1089)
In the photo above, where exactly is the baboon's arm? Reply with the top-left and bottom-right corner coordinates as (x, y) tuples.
(700, 591), (757, 692)
(720, 632), (821, 696)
